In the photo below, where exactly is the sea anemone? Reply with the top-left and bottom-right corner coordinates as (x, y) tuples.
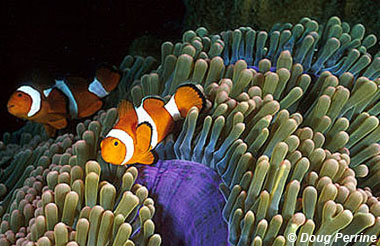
(1, 16), (380, 246)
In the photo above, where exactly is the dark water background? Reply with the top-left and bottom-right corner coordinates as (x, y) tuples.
(0, 0), (185, 135)
(3, 0), (380, 138)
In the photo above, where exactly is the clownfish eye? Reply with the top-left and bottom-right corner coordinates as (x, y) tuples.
(114, 141), (119, 146)
(17, 93), (23, 97)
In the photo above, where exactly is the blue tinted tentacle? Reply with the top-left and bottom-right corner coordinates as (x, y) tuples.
(273, 30), (292, 65)
(173, 113), (189, 159)
(179, 109), (199, 160)
(216, 139), (243, 176)
(244, 28), (256, 66)
(266, 31), (280, 60)
(192, 116), (212, 163)
(231, 29), (242, 65)
(283, 24), (304, 53)
(201, 116), (225, 166)
(253, 31), (268, 66)
(222, 31), (231, 65)
(211, 123), (245, 169)
(310, 38), (340, 73)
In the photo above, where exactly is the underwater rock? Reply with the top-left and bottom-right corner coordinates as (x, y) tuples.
(137, 160), (228, 246)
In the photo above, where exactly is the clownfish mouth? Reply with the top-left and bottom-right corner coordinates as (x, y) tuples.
(7, 104), (15, 109)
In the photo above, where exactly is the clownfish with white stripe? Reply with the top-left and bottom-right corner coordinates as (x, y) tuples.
(7, 65), (121, 136)
(100, 84), (206, 165)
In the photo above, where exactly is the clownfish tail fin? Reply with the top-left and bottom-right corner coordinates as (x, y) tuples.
(89, 64), (121, 98)
(166, 84), (205, 120)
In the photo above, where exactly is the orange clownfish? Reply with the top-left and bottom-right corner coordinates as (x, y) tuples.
(7, 66), (121, 136)
(100, 84), (206, 165)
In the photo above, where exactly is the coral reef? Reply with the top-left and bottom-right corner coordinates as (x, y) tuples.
(2, 16), (380, 246)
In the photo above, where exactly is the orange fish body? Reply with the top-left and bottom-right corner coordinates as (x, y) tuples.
(7, 85), (69, 136)
(100, 84), (206, 165)
(7, 66), (120, 136)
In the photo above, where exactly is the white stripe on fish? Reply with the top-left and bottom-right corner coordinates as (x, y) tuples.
(54, 80), (79, 118)
(135, 103), (158, 148)
(88, 77), (109, 98)
(164, 94), (181, 120)
(106, 129), (135, 165)
(17, 85), (41, 117)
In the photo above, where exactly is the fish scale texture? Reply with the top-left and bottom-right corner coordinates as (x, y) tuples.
(137, 160), (228, 246)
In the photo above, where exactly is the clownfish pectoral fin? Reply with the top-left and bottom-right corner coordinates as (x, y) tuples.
(43, 124), (57, 137)
(48, 117), (68, 130)
(94, 65), (121, 94)
(136, 122), (153, 152)
(166, 84), (206, 120)
(135, 150), (158, 165)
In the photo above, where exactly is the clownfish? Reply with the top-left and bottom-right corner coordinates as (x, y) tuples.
(7, 66), (121, 136)
(100, 84), (206, 165)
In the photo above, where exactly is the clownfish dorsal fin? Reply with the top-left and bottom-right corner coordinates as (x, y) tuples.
(142, 96), (165, 109)
(117, 100), (138, 123)
(135, 122), (153, 152)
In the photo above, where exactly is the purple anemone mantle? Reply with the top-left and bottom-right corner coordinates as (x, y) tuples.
(136, 160), (228, 246)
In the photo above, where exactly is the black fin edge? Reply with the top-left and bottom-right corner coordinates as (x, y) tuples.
(151, 150), (159, 164)
(142, 95), (166, 104)
(137, 121), (153, 151)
